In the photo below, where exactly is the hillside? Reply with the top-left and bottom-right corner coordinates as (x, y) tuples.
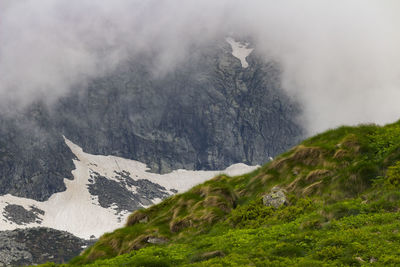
(42, 120), (400, 266)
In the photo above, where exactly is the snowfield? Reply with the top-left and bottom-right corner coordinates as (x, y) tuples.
(226, 37), (254, 68)
(0, 138), (258, 239)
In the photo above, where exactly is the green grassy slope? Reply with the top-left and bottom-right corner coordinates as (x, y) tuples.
(42, 121), (400, 266)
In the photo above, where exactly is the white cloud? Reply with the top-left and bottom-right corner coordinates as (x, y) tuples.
(1, 0), (400, 134)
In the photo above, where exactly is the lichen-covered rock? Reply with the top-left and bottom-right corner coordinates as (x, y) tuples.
(262, 186), (288, 208)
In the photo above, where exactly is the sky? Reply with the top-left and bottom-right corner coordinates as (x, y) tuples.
(1, 0), (400, 134)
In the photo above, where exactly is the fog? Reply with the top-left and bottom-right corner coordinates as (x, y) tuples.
(1, 0), (400, 134)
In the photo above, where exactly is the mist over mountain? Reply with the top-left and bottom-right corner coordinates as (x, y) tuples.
(0, 36), (303, 201)
(1, 1), (400, 133)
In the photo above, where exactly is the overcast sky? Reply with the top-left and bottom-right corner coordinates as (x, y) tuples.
(1, 0), (400, 134)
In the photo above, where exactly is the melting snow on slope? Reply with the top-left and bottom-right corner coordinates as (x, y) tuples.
(0, 138), (258, 239)
(226, 37), (254, 68)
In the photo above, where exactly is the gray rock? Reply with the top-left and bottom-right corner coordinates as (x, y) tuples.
(2, 204), (44, 225)
(147, 237), (167, 245)
(262, 186), (288, 208)
(0, 110), (75, 201)
(0, 37), (303, 201)
(0, 231), (32, 266)
(0, 227), (91, 266)
(87, 170), (170, 213)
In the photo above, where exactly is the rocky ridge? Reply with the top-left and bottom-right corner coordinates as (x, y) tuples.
(0, 37), (303, 202)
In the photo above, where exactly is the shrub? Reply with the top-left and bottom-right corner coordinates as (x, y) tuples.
(386, 161), (400, 186)
(272, 243), (305, 257)
(316, 246), (343, 260)
(228, 200), (273, 228)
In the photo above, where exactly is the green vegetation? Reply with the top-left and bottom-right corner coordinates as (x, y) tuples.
(40, 120), (400, 266)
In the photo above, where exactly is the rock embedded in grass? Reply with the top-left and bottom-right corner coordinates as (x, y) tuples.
(262, 186), (288, 208)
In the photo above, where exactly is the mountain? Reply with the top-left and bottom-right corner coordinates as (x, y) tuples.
(56, 120), (400, 266)
(0, 37), (303, 265)
(0, 37), (302, 202)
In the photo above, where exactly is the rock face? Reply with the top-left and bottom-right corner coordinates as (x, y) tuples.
(0, 111), (75, 201)
(87, 171), (171, 213)
(262, 186), (288, 208)
(2, 204), (44, 225)
(0, 38), (303, 201)
(0, 227), (90, 266)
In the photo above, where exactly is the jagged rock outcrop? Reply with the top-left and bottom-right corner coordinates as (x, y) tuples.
(0, 111), (75, 201)
(0, 38), (303, 201)
(0, 227), (91, 266)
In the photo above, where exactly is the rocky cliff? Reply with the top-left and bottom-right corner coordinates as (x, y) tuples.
(0, 38), (303, 201)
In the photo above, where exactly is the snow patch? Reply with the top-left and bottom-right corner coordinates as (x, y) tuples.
(0, 138), (258, 239)
(226, 37), (254, 68)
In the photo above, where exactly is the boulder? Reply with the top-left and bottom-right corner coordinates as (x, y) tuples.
(262, 186), (288, 208)
(147, 237), (167, 245)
